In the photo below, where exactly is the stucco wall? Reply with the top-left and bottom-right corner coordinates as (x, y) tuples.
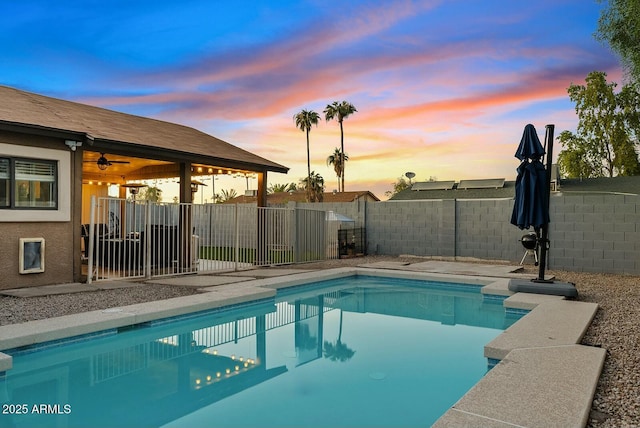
(0, 222), (74, 289)
(0, 131), (78, 290)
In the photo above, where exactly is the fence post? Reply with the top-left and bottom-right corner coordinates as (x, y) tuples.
(234, 204), (239, 271)
(87, 195), (96, 284)
(145, 201), (151, 278)
(290, 205), (297, 263)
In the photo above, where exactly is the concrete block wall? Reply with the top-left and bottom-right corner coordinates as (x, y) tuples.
(455, 199), (524, 261)
(548, 193), (640, 274)
(297, 193), (640, 275)
(365, 200), (446, 256)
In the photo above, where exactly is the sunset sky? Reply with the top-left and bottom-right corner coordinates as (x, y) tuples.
(1, 0), (622, 200)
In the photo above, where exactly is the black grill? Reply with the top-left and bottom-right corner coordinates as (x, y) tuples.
(520, 233), (538, 250)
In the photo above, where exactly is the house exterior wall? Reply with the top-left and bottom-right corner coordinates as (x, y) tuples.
(303, 195), (640, 275)
(0, 222), (73, 288)
(0, 132), (76, 290)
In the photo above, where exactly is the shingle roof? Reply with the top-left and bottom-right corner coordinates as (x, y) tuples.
(390, 176), (640, 200)
(0, 85), (288, 173)
(558, 176), (640, 195)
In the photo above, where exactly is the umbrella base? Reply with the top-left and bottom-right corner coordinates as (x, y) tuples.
(508, 278), (578, 298)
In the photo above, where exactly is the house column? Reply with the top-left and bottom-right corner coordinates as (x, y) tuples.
(179, 162), (192, 203)
(179, 162), (193, 271)
(256, 171), (266, 207)
(256, 171), (267, 264)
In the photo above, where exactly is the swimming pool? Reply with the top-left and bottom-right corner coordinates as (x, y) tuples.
(0, 275), (522, 428)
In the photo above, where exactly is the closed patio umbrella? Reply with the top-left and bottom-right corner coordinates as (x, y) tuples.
(507, 124), (576, 297)
(510, 124), (549, 230)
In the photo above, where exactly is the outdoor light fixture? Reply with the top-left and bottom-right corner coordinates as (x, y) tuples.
(64, 140), (82, 151)
(190, 180), (207, 202)
(121, 183), (147, 202)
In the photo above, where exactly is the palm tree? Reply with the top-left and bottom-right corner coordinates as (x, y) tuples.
(327, 147), (349, 192)
(269, 182), (298, 193)
(268, 183), (287, 193)
(294, 109), (320, 201)
(324, 101), (357, 192)
(323, 309), (355, 362)
(299, 171), (325, 202)
(220, 188), (238, 202)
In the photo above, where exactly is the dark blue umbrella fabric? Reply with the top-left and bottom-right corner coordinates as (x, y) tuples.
(515, 123), (545, 161)
(510, 124), (549, 230)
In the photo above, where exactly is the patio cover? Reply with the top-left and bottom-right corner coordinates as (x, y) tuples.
(0, 85), (288, 174)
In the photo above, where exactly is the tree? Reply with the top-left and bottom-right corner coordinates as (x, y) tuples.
(324, 101), (357, 192)
(384, 177), (411, 198)
(323, 310), (355, 363)
(557, 131), (597, 179)
(294, 109), (320, 201)
(220, 188), (238, 202)
(596, 0), (640, 85)
(268, 182), (298, 193)
(139, 186), (162, 202)
(299, 171), (325, 202)
(558, 71), (640, 178)
(326, 147), (349, 192)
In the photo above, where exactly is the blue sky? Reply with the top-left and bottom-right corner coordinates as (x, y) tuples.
(1, 0), (621, 200)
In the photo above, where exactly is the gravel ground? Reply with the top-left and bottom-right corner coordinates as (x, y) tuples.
(0, 255), (638, 427)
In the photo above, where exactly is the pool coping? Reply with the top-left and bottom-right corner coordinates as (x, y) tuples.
(0, 267), (604, 427)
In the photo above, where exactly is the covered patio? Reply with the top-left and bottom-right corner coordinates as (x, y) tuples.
(0, 85), (288, 288)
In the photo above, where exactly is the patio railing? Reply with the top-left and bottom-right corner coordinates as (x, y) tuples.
(87, 197), (336, 282)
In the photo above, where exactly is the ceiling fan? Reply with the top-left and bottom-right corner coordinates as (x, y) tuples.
(85, 153), (130, 170)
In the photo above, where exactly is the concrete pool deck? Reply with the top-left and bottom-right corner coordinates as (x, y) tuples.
(0, 263), (604, 428)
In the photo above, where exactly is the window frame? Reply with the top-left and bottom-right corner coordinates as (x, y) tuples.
(1, 156), (59, 210)
(0, 142), (70, 222)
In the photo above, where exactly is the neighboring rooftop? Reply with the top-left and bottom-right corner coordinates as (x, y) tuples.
(390, 176), (640, 200)
(224, 190), (380, 205)
(557, 176), (640, 195)
(392, 181), (516, 200)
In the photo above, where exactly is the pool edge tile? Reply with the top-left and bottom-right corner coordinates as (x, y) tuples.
(0, 311), (136, 352)
(438, 345), (606, 428)
(484, 299), (598, 360)
(433, 408), (520, 427)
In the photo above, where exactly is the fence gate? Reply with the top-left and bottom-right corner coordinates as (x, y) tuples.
(88, 197), (200, 281)
(87, 199), (336, 282)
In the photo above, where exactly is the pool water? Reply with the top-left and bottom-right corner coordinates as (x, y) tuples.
(0, 275), (522, 428)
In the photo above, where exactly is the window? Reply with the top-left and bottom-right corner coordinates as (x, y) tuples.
(0, 158), (8, 208)
(0, 157), (58, 209)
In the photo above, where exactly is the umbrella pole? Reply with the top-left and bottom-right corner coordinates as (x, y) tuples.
(536, 124), (555, 282)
